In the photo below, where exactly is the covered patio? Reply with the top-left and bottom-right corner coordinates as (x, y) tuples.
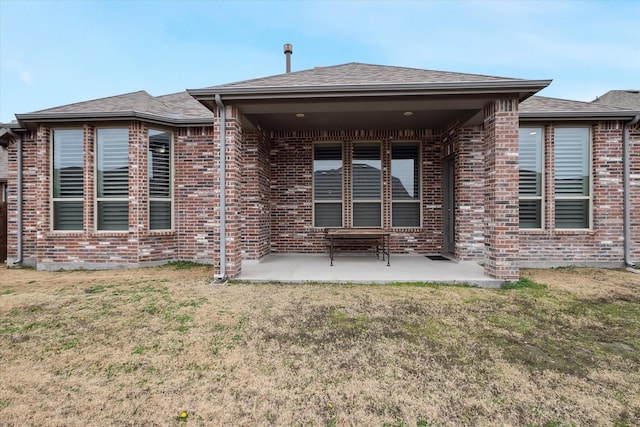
(239, 254), (501, 287)
(188, 63), (552, 281)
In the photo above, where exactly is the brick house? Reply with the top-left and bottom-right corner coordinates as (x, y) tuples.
(1, 63), (639, 281)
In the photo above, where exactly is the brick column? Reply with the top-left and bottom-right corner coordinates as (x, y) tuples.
(129, 121), (147, 263)
(483, 99), (520, 280)
(35, 126), (51, 266)
(222, 105), (243, 277)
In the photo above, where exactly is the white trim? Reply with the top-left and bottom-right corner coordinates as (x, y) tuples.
(50, 128), (84, 232)
(390, 140), (422, 228)
(148, 127), (174, 231)
(312, 141), (344, 228)
(95, 127), (130, 231)
(553, 125), (593, 230)
(518, 126), (545, 230)
(351, 141), (382, 228)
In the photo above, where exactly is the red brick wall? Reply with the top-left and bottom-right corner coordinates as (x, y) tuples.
(7, 122), (223, 269)
(174, 126), (217, 265)
(519, 121), (638, 266)
(6, 114), (639, 273)
(483, 99), (520, 280)
(268, 129), (444, 255)
(452, 125), (485, 259)
(241, 130), (271, 261)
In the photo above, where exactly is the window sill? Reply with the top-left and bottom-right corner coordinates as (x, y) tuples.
(520, 228), (595, 236)
(148, 230), (176, 236)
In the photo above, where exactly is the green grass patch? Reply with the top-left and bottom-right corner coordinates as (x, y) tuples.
(165, 261), (209, 270)
(501, 277), (546, 290)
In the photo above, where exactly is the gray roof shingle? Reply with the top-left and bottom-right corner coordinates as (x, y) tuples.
(593, 90), (640, 110)
(205, 62), (522, 89)
(520, 96), (625, 113)
(21, 90), (212, 122)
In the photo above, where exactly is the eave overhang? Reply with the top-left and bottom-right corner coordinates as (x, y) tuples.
(520, 110), (640, 122)
(189, 79), (552, 131)
(189, 80), (552, 104)
(14, 111), (213, 129)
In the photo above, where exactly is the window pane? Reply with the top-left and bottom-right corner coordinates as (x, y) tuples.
(53, 129), (84, 198)
(519, 200), (541, 229)
(392, 203), (420, 227)
(314, 144), (342, 200)
(353, 143), (381, 200)
(353, 202), (381, 227)
(149, 130), (171, 198)
(98, 201), (129, 231)
(97, 129), (129, 198)
(314, 203), (342, 227)
(555, 200), (589, 229)
(53, 129), (83, 231)
(150, 200), (171, 230)
(518, 128), (542, 196)
(555, 128), (589, 195)
(392, 143), (419, 200)
(54, 201), (83, 231)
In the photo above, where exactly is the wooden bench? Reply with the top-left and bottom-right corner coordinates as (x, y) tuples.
(325, 228), (390, 266)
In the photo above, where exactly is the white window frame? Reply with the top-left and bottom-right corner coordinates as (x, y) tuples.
(51, 128), (84, 232)
(518, 127), (545, 230)
(390, 140), (422, 228)
(148, 128), (174, 231)
(95, 127), (129, 232)
(313, 141), (344, 228)
(553, 126), (592, 230)
(351, 141), (382, 228)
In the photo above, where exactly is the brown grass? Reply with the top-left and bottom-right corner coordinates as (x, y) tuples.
(1, 265), (639, 426)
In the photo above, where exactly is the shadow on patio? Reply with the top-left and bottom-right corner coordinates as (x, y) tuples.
(239, 254), (502, 287)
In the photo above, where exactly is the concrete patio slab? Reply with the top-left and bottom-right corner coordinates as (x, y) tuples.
(239, 254), (502, 287)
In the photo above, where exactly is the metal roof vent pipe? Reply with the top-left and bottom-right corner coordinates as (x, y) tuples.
(284, 43), (293, 73)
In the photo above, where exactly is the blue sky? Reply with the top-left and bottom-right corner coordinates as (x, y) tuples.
(1, 0), (639, 123)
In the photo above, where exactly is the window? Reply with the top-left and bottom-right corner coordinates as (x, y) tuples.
(52, 129), (84, 230)
(96, 128), (129, 231)
(554, 127), (591, 229)
(352, 142), (381, 227)
(391, 142), (421, 227)
(149, 129), (172, 230)
(313, 143), (343, 227)
(518, 128), (543, 229)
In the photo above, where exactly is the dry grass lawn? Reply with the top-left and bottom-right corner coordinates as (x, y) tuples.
(1, 264), (639, 426)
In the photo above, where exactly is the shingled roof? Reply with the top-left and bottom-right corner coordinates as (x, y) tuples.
(16, 90), (212, 125)
(520, 95), (639, 121)
(205, 62), (522, 90)
(593, 90), (640, 110)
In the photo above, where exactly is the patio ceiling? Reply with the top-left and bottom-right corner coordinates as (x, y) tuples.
(230, 94), (495, 131)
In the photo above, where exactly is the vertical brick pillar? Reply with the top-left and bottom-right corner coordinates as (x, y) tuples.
(483, 99), (520, 280)
(35, 125), (51, 265)
(455, 125), (485, 260)
(222, 105), (243, 277)
(129, 121), (146, 262)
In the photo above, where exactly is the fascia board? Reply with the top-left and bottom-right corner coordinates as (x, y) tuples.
(188, 80), (553, 101)
(15, 111), (212, 127)
(520, 111), (640, 121)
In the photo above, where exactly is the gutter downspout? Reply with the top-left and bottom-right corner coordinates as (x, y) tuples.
(624, 114), (640, 268)
(214, 94), (226, 280)
(7, 129), (23, 265)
